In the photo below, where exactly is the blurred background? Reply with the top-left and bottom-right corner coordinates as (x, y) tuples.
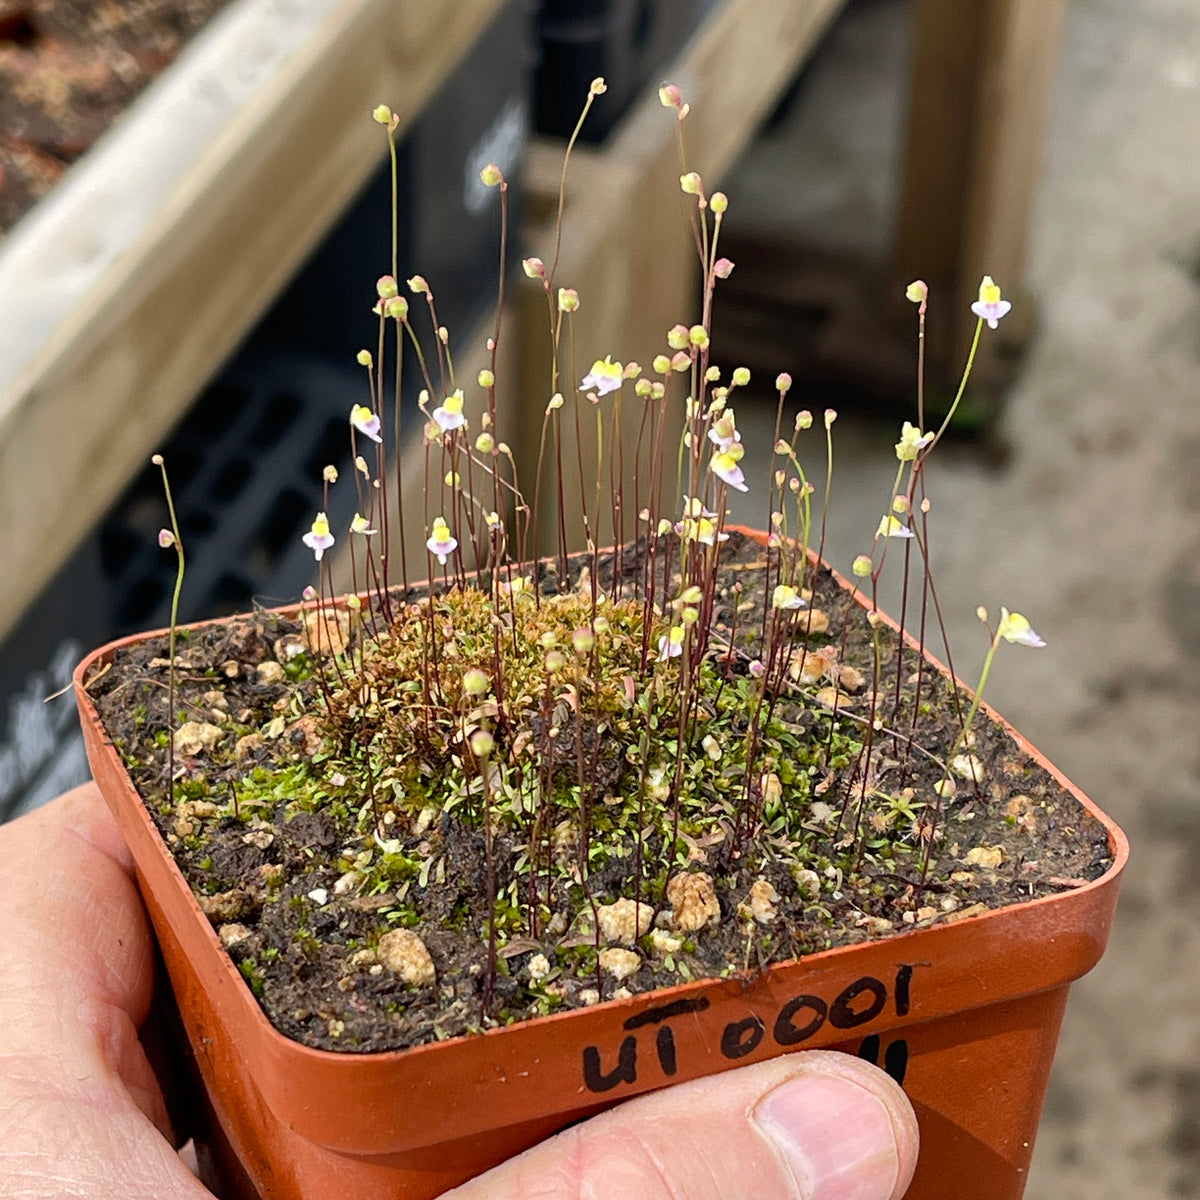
(1, 1), (1196, 1196)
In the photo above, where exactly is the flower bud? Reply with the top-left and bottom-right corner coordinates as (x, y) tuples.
(469, 729), (495, 759)
(462, 668), (490, 696)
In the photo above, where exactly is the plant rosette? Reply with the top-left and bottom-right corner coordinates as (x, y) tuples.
(75, 529), (1126, 1200)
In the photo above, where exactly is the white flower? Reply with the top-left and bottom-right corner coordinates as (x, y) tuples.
(971, 275), (1012, 329)
(426, 517), (458, 565)
(711, 447), (748, 492)
(772, 585), (806, 611)
(580, 356), (623, 396)
(349, 404), (382, 442)
(997, 607), (1045, 648)
(894, 421), (933, 462)
(302, 512), (335, 561)
(708, 412), (741, 451)
(875, 515), (913, 539)
(432, 389), (466, 433)
(658, 626), (684, 660)
(350, 513), (376, 536)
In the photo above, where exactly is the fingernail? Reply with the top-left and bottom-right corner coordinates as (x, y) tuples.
(751, 1069), (904, 1200)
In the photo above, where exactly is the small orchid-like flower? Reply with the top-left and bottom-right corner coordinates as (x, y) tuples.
(302, 512), (335, 561)
(658, 625), (685, 661)
(895, 420), (933, 462)
(971, 275), (1012, 329)
(876, 515), (914, 539)
(157, 528), (175, 549)
(350, 404), (382, 442)
(997, 608), (1045, 648)
(708, 411), (741, 451)
(580, 356), (623, 396)
(350, 513), (376, 536)
(433, 389), (466, 433)
(675, 496), (725, 546)
(426, 516), (458, 565)
(772, 585), (806, 611)
(711, 445), (748, 492)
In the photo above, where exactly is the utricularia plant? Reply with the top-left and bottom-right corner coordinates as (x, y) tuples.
(155, 81), (1043, 1018)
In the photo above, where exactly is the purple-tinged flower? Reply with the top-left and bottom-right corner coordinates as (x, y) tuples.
(580, 356), (623, 396)
(426, 516), (457, 565)
(971, 275), (1012, 329)
(997, 608), (1045, 648)
(658, 625), (685, 661)
(772, 585), (806, 611)
(876, 515), (913, 540)
(894, 420), (933, 462)
(350, 513), (376, 536)
(302, 512), (335, 561)
(432, 389), (466, 433)
(350, 404), (382, 442)
(708, 412), (741, 451)
(158, 528), (175, 549)
(711, 448), (748, 493)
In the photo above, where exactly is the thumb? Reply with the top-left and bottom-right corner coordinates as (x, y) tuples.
(443, 1050), (918, 1200)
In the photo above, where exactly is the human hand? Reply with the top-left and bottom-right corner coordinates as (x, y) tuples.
(0, 782), (211, 1198)
(0, 784), (917, 1200)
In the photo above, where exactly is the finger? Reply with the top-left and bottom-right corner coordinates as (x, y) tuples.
(0, 784), (214, 1198)
(443, 1051), (917, 1200)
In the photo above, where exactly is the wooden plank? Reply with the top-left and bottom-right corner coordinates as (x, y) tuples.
(0, 0), (507, 638)
(515, 0), (849, 552)
(893, 0), (1066, 377)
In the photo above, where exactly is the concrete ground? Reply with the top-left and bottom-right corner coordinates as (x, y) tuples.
(725, 1), (1200, 1196)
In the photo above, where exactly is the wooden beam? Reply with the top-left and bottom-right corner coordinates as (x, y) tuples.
(893, 0), (1066, 378)
(0, 0), (507, 638)
(516, 0), (849, 552)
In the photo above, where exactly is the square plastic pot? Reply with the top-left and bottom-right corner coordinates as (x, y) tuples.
(75, 538), (1127, 1199)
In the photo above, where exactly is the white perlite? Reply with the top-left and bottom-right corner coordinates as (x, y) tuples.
(596, 898), (655, 945)
(745, 879), (780, 924)
(173, 721), (224, 756)
(376, 929), (436, 987)
(598, 948), (641, 982)
(666, 871), (721, 931)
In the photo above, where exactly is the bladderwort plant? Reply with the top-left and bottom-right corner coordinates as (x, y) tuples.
(151, 81), (1047, 1018)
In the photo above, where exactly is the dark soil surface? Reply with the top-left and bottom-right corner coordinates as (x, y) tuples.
(84, 533), (1115, 1052)
(0, 0), (233, 235)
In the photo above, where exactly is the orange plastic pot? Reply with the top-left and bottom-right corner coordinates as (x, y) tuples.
(75, 536), (1127, 1200)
